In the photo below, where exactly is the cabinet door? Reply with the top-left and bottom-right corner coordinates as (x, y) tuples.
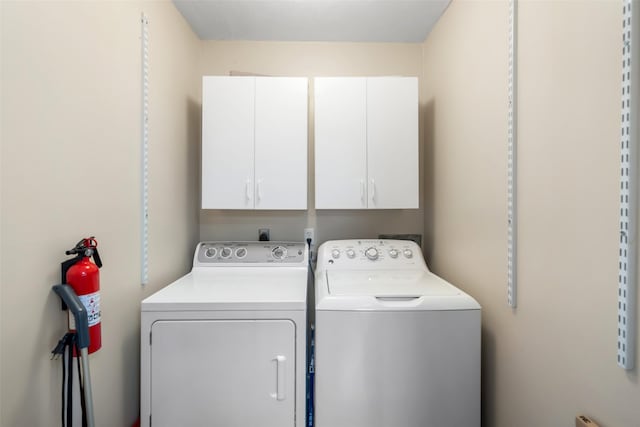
(202, 76), (255, 209)
(254, 77), (308, 209)
(314, 78), (367, 209)
(151, 319), (296, 427)
(367, 77), (419, 209)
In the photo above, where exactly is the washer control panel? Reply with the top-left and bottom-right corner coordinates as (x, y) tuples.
(318, 239), (423, 269)
(195, 242), (307, 265)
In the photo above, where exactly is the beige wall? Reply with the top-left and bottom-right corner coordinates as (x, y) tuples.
(423, 1), (639, 426)
(2, 0), (639, 426)
(0, 1), (200, 426)
(199, 41), (425, 245)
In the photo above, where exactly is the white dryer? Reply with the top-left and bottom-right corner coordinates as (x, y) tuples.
(140, 241), (308, 427)
(314, 239), (481, 427)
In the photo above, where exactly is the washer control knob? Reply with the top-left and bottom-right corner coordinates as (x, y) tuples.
(205, 247), (217, 258)
(235, 247), (247, 259)
(365, 247), (379, 261)
(388, 249), (399, 258)
(272, 246), (287, 260)
(346, 249), (356, 259)
(403, 248), (413, 259)
(220, 247), (232, 259)
(331, 249), (341, 259)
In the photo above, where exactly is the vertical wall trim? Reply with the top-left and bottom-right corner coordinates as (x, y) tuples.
(507, 0), (518, 308)
(618, 0), (637, 370)
(141, 13), (150, 286)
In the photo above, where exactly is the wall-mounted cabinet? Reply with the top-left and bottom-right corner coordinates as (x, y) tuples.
(202, 76), (308, 210)
(314, 77), (418, 209)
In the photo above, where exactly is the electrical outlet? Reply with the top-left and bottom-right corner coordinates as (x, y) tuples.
(304, 228), (314, 248)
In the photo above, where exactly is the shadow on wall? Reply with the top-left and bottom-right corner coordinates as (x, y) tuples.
(481, 326), (497, 427)
(188, 97), (202, 238)
(422, 99), (435, 265)
(122, 323), (141, 426)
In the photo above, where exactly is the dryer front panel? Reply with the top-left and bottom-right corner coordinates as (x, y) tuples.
(150, 319), (296, 427)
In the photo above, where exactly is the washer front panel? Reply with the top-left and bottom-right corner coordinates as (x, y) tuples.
(314, 310), (480, 427)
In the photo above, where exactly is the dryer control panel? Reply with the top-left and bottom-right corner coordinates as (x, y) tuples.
(317, 239), (426, 270)
(194, 241), (308, 266)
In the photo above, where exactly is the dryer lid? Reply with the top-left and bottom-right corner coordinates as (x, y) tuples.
(142, 269), (307, 311)
(326, 270), (460, 297)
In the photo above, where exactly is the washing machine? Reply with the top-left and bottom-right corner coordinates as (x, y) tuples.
(140, 241), (308, 427)
(314, 239), (481, 427)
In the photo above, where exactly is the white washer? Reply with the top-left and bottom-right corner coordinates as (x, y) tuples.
(314, 239), (481, 427)
(140, 241), (308, 427)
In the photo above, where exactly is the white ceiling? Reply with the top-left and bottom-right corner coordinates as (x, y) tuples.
(173, 0), (451, 43)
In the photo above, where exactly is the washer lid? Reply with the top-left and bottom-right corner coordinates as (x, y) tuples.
(318, 270), (480, 311)
(327, 270), (459, 297)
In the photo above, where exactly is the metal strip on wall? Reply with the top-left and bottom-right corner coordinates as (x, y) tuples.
(618, 0), (637, 371)
(141, 13), (150, 286)
(507, 0), (518, 308)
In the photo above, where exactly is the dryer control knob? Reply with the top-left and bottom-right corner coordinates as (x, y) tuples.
(346, 249), (356, 259)
(235, 247), (247, 259)
(331, 249), (341, 259)
(220, 247), (232, 259)
(365, 247), (379, 261)
(403, 248), (413, 259)
(388, 249), (399, 258)
(272, 246), (287, 260)
(205, 247), (217, 258)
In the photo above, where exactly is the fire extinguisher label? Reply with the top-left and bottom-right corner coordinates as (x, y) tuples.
(79, 291), (101, 327)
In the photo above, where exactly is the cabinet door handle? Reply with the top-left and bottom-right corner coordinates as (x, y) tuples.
(245, 179), (252, 202)
(274, 355), (286, 401)
(360, 180), (365, 204)
(371, 178), (376, 203)
(256, 179), (263, 202)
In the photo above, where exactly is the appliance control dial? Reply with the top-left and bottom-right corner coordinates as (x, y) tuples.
(235, 247), (247, 259)
(220, 247), (232, 259)
(205, 247), (217, 258)
(403, 248), (413, 259)
(272, 246), (287, 260)
(331, 249), (341, 259)
(388, 249), (399, 258)
(346, 249), (356, 259)
(365, 247), (379, 261)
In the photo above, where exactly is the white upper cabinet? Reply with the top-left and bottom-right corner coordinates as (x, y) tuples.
(366, 77), (419, 209)
(255, 78), (308, 210)
(314, 78), (368, 209)
(202, 77), (255, 209)
(315, 77), (419, 209)
(202, 76), (308, 210)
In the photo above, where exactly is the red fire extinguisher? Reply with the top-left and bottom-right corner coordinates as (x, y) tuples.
(61, 237), (103, 354)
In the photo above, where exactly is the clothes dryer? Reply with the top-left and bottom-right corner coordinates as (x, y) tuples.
(314, 239), (480, 427)
(141, 241), (308, 427)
